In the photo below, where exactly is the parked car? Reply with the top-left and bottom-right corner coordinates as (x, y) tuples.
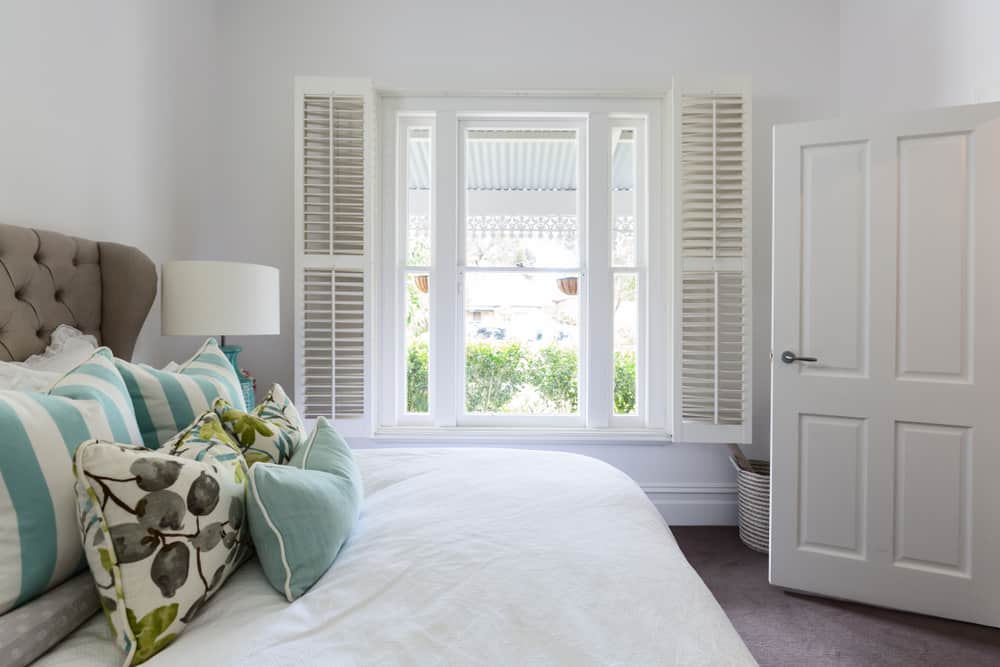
(475, 326), (507, 340)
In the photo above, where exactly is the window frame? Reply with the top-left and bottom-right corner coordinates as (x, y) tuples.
(608, 117), (647, 429)
(394, 115), (435, 427)
(458, 116), (587, 428)
(377, 93), (666, 434)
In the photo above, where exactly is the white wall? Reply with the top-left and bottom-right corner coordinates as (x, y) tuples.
(0, 0), (220, 365)
(840, 0), (1000, 114)
(1, 0), (987, 523)
(0, 0), (844, 523)
(214, 2), (842, 456)
(203, 0), (842, 521)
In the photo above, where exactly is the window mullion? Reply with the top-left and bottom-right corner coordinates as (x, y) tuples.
(638, 115), (662, 429)
(586, 112), (612, 428)
(431, 111), (458, 426)
(380, 108), (405, 427)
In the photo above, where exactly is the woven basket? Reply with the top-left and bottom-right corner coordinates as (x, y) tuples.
(731, 455), (770, 553)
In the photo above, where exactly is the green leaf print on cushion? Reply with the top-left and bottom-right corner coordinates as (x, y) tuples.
(127, 604), (178, 665)
(212, 404), (285, 465)
(220, 408), (274, 447)
(162, 412), (243, 465)
(213, 383), (306, 465)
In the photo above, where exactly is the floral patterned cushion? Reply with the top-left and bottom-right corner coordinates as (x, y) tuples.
(161, 409), (242, 460)
(73, 425), (251, 665)
(213, 383), (306, 465)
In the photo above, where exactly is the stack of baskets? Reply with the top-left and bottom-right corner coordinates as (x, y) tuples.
(731, 449), (770, 553)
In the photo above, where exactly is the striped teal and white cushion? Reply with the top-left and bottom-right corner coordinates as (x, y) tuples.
(115, 338), (247, 448)
(0, 347), (142, 613)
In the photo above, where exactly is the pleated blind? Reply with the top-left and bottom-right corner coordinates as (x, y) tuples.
(672, 81), (752, 443)
(295, 79), (372, 426)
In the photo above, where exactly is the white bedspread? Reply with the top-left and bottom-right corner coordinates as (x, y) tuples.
(38, 448), (754, 666)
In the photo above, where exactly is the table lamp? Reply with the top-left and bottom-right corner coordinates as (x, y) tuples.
(161, 261), (280, 404)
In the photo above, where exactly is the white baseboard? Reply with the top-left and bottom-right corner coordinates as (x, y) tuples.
(641, 482), (738, 526)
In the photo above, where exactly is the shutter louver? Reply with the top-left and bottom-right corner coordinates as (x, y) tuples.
(331, 97), (365, 256)
(303, 96), (333, 255)
(680, 95), (745, 260)
(295, 79), (372, 430)
(680, 272), (745, 425)
(333, 270), (365, 416)
(303, 95), (366, 256)
(673, 81), (751, 443)
(302, 269), (334, 418)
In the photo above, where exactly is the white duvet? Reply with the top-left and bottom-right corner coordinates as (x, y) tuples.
(39, 448), (754, 666)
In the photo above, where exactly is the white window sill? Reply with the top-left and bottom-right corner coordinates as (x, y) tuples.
(371, 426), (673, 446)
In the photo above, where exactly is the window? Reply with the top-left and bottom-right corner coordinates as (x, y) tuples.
(462, 121), (584, 422)
(611, 124), (641, 416)
(380, 95), (663, 430)
(295, 79), (751, 443)
(402, 123), (431, 414)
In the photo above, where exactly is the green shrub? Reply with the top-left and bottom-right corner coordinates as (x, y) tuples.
(406, 341), (429, 413)
(613, 350), (636, 414)
(527, 346), (579, 412)
(406, 342), (635, 415)
(465, 342), (529, 413)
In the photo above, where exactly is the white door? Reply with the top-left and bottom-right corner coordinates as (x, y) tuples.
(771, 103), (1000, 626)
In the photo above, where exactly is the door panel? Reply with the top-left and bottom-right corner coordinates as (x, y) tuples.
(798, 414), (867, 557)
(897, 133), (971, 381)
(771, 104), (1000, 626)
(893, 421), (969, 575)
(801, 143), (869, 377)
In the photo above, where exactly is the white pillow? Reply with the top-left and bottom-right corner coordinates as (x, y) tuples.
(16, 324), (99, 372)
(0, 325), (100, 391)
(0, 364), (59, 391)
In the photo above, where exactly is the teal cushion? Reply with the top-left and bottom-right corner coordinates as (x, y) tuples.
(247, 418), (362, 600)
(115, 338), (247, 448)
(0, 347), (142, 613)
(289, 416), (359, 475)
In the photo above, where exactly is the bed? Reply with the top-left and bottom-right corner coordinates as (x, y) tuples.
(0, 223), (754, 666)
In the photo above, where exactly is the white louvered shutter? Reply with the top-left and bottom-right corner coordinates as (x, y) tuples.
(294, 78), (373, 434)
(671, 79), (752, 444)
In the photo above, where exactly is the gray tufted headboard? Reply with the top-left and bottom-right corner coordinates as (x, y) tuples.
(0, 224), (157, 362)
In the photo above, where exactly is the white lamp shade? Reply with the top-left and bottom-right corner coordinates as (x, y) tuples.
(161, 261), (280, 336)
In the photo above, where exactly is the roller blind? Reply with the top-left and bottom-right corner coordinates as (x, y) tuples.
(672, 79), (752, 444)
(295, 78), (373, 431)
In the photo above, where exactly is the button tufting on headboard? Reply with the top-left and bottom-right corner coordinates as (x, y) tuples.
(0, 224), (156, 362)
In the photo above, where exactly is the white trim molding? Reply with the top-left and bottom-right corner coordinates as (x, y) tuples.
(641, 482), (738, 526)
(370, 426), (671, 445)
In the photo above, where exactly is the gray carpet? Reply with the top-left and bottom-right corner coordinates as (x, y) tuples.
(672, 526), (1000, 666)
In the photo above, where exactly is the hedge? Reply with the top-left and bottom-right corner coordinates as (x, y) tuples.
(406, 342), (636, 414)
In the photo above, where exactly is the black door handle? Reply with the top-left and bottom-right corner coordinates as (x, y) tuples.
(780, 350), (818, 364)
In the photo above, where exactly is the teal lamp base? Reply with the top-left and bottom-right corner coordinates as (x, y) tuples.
(220, 338), (255, 409)
(220, 343), (242, 373)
